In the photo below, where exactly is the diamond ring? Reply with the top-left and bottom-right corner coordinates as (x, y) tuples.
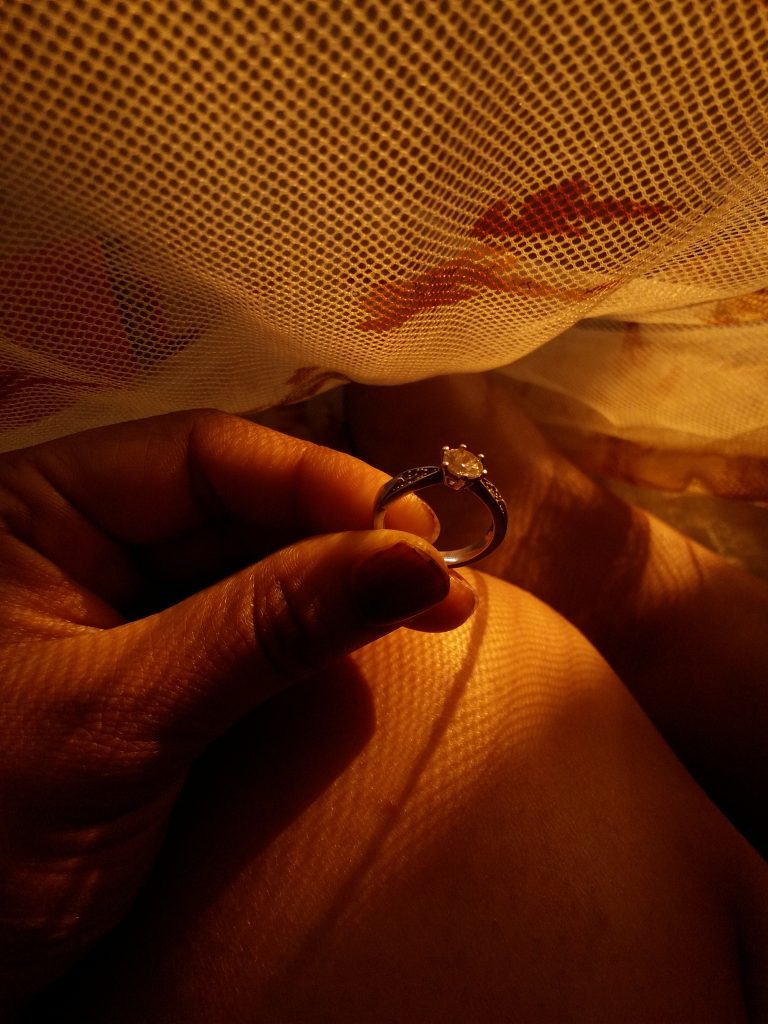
(373, 445), (508, 568)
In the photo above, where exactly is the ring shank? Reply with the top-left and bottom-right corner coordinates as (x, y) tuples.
(373, 466), (507, 568)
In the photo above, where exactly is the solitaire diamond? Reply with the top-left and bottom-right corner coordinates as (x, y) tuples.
(374, 443), (506, 567)
(443, 447), (484, 480)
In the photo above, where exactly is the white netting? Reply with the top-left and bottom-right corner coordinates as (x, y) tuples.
(1, 0), (766, 497)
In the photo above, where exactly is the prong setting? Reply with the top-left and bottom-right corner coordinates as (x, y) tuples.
(373, 446), (506, 567)
(441, 444), (485, 490)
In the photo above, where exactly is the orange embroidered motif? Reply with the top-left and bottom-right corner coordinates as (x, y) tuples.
(705, 289), (768, 326)
(0, 236), (194, 424)
(359, 246), (519, 332)
(281, 366), (349, 405)
(359, 178), (674, 331)
(470, 177), (673, 241)
(359, 243), (610, 332)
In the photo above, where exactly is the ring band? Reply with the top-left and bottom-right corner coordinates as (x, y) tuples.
(373, 444), (508, 568)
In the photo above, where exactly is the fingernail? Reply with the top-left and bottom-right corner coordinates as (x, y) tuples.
(450, 570), (478, 612)
(353, 542), (450, 624)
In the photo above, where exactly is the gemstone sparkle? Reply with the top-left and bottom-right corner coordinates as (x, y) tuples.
(443, 447), (484, 479)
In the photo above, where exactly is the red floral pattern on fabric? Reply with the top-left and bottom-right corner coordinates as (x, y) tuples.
(470, 177), (673, 241)
(0, 238), (191, 424)
(280, 366), (349, 405)
(360, 178), (675, 332)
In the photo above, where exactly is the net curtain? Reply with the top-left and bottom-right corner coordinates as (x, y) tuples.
(1, 0), (766, 506)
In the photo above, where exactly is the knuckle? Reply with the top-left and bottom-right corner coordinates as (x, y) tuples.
(253, 567), (328, 679)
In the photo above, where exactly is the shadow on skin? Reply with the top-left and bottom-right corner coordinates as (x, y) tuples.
(24, 660), (376, 1021)
(24, 592), (488, 1022)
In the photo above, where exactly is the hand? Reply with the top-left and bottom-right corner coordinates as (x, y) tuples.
(0, 409), (475, 1007)
(346, 373), (768, 855)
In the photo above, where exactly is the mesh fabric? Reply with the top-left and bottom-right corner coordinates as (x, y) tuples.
(1, 0), (767, 498)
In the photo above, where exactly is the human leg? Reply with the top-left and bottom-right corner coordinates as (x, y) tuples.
(33, 572), (768, 1023)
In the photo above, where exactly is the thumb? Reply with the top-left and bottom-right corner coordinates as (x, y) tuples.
(98, 531), (473, 749)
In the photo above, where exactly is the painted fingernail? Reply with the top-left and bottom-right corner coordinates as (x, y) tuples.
(354, 542), (450, 624)
(450, 570), (478, 612)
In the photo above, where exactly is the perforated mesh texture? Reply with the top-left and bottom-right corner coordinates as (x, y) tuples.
(1, 1), (767, 491)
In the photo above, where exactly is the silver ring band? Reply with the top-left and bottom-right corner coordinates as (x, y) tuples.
(373, 445), (508, 568)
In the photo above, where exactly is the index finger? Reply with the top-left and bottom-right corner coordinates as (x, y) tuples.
(6, 409), (436, 545)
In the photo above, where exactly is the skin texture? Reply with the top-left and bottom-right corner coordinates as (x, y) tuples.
(0, 409), (475, 1014)
(27, 573), (768, 1023)
(347, 374), (768, 855)
(5, 379), (768, 1021)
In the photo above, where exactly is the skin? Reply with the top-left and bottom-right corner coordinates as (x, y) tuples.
(4, 378), (768, 1021)
(29, 572), (768, 1023)
(346, 374), (768, 855)
(0, 409), (474, 1016)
